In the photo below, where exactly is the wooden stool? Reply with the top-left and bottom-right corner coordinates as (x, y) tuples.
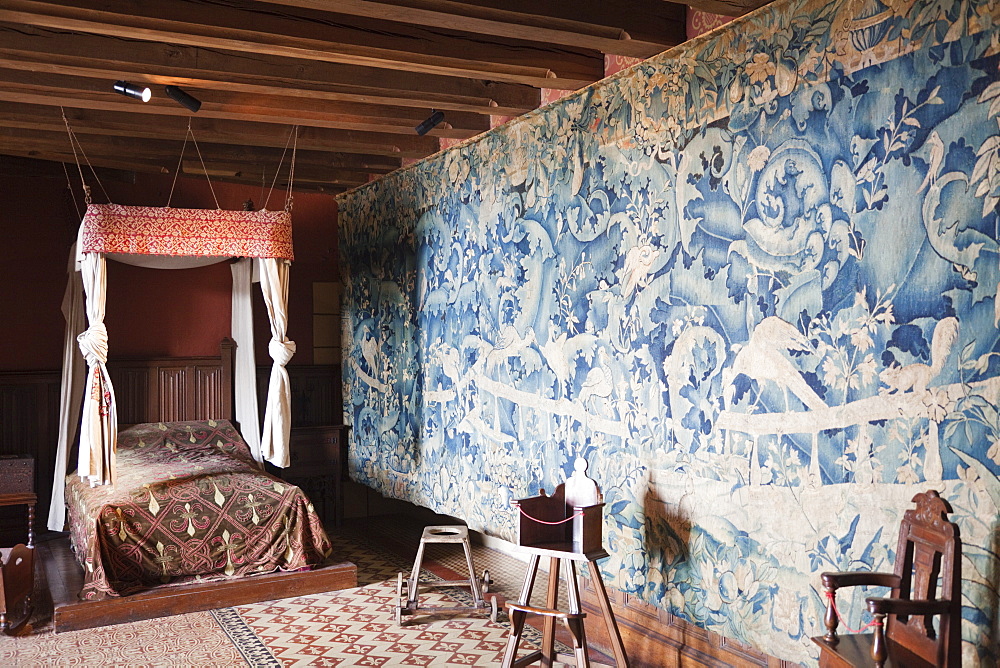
(395, 524), (497, 625)
(502, 458), (628, 667)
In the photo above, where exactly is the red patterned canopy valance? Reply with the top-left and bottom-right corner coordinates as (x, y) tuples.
(79, 204), (294, 260)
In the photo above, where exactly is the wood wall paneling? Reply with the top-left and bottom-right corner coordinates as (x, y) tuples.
(256, 364), (342, 427)
(575, 573), (795, 667)
(0, 371), (59, 543)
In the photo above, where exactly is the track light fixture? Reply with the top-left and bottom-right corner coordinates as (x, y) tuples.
(113, 80), (151, 103)
(415, 109), (445, 136)
(165, 85), (202, 113)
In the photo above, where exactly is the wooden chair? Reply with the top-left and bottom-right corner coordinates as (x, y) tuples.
(0, 543), (35, 636)
(811, 490), (961, 667)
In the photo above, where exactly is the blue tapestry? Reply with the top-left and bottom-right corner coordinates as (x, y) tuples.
(338, 0), (1000, 661)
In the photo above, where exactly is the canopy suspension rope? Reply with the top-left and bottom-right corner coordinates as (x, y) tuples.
(61, 107), (110, 206)
(62, 161), (83, 219)
(167, 119), (221, 210)
(264, 125), (298, 212)
(166, 122), (191, 208)
(285, 125), (298, 212)
(258, 165), (267, 213)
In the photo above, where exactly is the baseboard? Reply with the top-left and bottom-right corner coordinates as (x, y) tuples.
(574, 571), (795, 667)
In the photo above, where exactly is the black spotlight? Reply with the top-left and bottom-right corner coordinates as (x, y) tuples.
(113, 80), (151, 102)
(415, 109), (445, 136)
(165, 85), (202, 113)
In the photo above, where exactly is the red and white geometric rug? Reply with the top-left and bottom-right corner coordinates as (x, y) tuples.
(211, 530), (565, 667)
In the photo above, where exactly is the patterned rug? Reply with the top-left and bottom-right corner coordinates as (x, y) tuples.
(211, 529), (565, 667)
(2, 523), (567, 666)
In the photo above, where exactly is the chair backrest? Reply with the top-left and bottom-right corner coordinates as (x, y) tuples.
(887, 490), (961, 666)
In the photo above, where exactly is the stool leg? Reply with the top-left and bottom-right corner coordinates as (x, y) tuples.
(461, 534), (484, 606)
(407, 540), (428, 606)
(541, 557), (560, 667)
(501, 553), (541, 668)
(587, 561), (629, 668)
(563, 559), (590, 668)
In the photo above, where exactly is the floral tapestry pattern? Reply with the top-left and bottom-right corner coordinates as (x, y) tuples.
(338, 0), (1000, 661)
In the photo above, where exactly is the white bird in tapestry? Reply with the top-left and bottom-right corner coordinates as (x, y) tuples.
(359, 324), (382, 378)
(578, 347), (615, 413)
(484, 324), (538, 379)
(538, 325), (598, 397)
(722, 316), (826, 411)
(619, 243), (661, 299)
(917, 130), (945, 193)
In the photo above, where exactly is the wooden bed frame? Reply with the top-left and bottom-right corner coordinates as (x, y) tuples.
(42, 339), (357, 633)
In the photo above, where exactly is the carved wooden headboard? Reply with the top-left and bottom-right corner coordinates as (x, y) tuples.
(107, 338), (235, 424)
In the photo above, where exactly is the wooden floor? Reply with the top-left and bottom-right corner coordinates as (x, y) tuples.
(40, 536), (357, 633)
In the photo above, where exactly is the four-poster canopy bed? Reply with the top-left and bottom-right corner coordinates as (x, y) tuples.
(42, 200), (354, 628)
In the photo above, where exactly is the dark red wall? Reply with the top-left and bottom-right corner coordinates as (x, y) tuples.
(0, 162), (338, 371)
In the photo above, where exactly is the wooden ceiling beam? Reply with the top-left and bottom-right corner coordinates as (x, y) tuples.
(0, 0), (602, 89)
(0, 67), (487, 139)
(0, 24), (540, 116)
(0, 70), (472, 140)
(0, 102), (426, 159)
(0, 146), (170, 176)
(0, 153), (137, 184)
(2, 147), (345, 193)
(0, 143), (369, 191)
(179, 161), (366, 187)
(0, 127), (380, 182)
(261, 0), (686, 58)
(0, 102), (427, 160)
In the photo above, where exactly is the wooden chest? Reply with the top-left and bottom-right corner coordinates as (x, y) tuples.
(0, 455), (34, 494)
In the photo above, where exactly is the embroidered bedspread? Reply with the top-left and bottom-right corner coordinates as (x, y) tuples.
(66, 420), (332, 600)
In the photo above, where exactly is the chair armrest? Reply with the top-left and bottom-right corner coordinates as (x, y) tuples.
(867, 597), (951, 616)
(821, 571), (900, 590)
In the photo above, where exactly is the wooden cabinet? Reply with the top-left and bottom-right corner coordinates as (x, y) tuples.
(272, 425), (348, 528)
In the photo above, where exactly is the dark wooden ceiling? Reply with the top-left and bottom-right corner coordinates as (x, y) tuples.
(0, 0), (770, 194)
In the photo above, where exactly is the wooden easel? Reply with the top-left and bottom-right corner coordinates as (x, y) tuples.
(501, 458), (629, 668)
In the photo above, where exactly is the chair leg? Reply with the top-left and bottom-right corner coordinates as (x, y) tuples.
(823, 584), (839, 644)
(563, 616), (590, 668)
(541, 557), (560, 666)
(563, 559), (590, 668)
(501, 607), (529, 667)
(460, 534), (484, 607)
(587, 560), (629, 668)
(871, 613), (887, 667)
(501, 554), (541, 668)
(406, 540), (427, 606)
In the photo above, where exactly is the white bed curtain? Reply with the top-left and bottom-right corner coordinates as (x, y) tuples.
(76, 251), (117, 487)
(258, 258), (295, 467)
(231, 258), (262, 462)
(48, 246), (86, 531)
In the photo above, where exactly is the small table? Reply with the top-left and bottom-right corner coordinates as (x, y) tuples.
(0, 493), (36, 548)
